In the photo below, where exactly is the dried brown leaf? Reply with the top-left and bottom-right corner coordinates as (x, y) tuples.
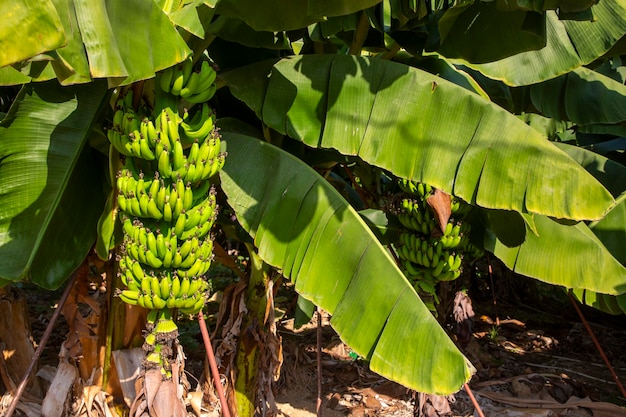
(152, 379), (187, 417)
(189, 390), (204, 417)
(144, 369), (163, 415)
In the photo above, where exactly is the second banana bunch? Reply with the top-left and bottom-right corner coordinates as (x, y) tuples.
(395, 179), (481, 310)
(107, 57), (224, 379)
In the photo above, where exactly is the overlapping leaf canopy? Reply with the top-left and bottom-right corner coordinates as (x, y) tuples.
(223, 54), (614, 221)
(0, 0), (191, 87)
(220, 131), (473, 394)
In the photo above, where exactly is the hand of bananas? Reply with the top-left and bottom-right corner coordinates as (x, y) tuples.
(106, 56), (223, 378)
(394, 179), (482, 309)
(158, 57), (218, 103)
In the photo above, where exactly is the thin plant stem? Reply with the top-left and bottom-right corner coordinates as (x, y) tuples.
(349, 11), (371, 55)
(316, 308), (323, 417)
(5, 272), (78, 417)
(198, 310), (231, 417)
(568, 291), (626, 399)
(464, 383), (485, 417)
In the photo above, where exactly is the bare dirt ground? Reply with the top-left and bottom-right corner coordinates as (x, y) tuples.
(7, 265), (626, 417)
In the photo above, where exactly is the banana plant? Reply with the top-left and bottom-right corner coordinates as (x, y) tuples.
(0, 1), (625, 414)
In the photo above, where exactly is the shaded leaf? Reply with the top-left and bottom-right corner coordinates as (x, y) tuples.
(220, 132), (473, 394)
(215, 0), (321, 32)
(435, 3), (546, 64)
(459, 3), (626, 86)
(554, 142), (626, 198)
(530, 67), (626, 125)
(483, 209), (527, 248)
(307, 0), (382, 18)
(0, 81), (107, 289)
(223, 54), (614, 221)
(208, 16), (292, 50)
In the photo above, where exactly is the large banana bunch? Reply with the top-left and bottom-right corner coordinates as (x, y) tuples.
(394, 179), (481, 310)
(108, 60), (224, 378)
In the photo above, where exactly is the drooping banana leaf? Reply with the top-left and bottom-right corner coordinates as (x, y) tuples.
(455, 2), (626, 86)
(554, 142), (626, 199)
(0, 0), (66, 68)
(219, 131), (473, 395)
(554, 143), (626, 264)
(0, 81), (108, 289)
(222, 54), (614, 221)
(485, 143), (626, 296)
(530, 67), (626, 125)
(0, 0), (191, 87)
(571, 288), (626, 316)
(485, 213), (626, 295)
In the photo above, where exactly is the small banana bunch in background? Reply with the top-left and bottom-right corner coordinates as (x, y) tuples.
(394, 179), (481, 311)
(107, 56), (224, 378)
(159, 57), (218, 103)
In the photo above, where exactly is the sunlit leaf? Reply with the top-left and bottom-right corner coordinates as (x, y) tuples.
(220, 131), (473, 394)
(223, 54), (614, 221)
(485, 215), (626, 295)
(0, 0), (66, 68)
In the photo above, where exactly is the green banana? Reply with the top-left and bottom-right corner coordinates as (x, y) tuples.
(159, 66), (175, 93)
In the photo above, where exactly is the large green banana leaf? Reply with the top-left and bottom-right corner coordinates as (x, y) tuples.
(0, 0), (191, 87)
(219, 131), (473, 395)
(485, 213), (626, 295)
(0, 81), (107, 289)
(529, 67), (626, 125)
(485, 142), (626, 296)
(454, 1), (626, 86)
(0, 1), (66, 68)
(222, 54), (614, 221)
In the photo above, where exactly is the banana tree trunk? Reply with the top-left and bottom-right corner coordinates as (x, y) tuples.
(226, 247), (282, 417)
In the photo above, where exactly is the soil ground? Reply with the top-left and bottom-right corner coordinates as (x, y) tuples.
(8, 263), (626, 417)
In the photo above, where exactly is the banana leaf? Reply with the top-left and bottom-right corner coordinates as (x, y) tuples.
(215, 0), (382, 32)
(0, 81), (107, 289)
(222, 54), (614, 221)
(530, 67), (626, 125)
(0, 0), (66, 68)
(485, 213), (626, 295)
(0, 0), (191, 87)
(456, 2), (626, 86)
(485, 142), (626, 296)
(434, 3), (547, 64)
(571, 288), (626, 316)
(555, 143), (626, 261)
(219, 131), (474, 395)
